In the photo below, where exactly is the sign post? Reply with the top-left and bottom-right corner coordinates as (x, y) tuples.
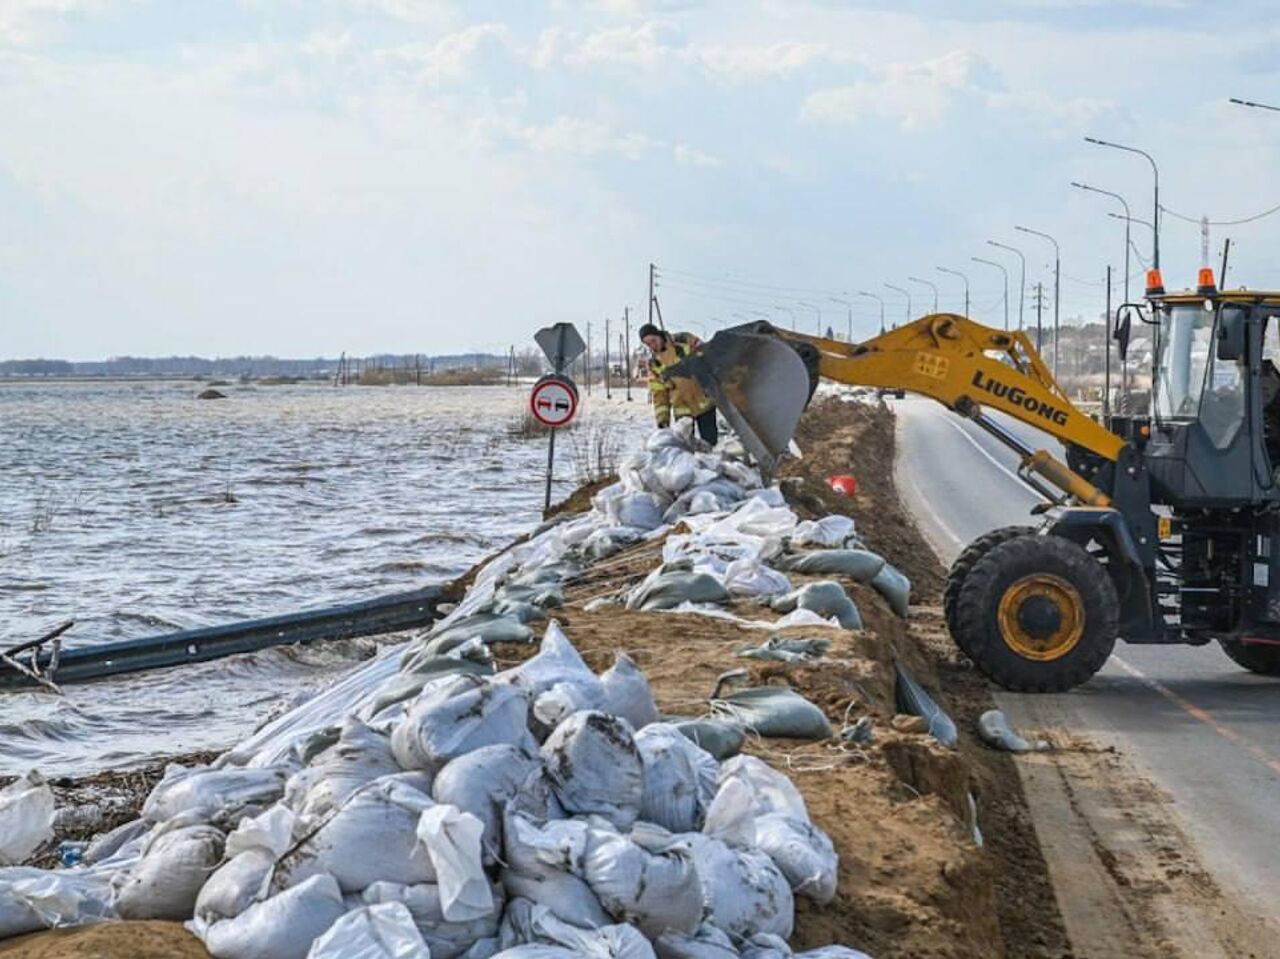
(532, 323), (586, 513)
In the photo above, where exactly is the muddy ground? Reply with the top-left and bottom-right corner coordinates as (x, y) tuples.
(2, 395), (1074, 959)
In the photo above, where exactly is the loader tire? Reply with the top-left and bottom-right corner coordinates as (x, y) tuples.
(1219, 640), (1280, 676)
(944, 526), (1037, 647)
(954, 533), (1118, 692)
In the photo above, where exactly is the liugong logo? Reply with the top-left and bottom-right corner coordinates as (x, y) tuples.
(971, 370), (1069, 426)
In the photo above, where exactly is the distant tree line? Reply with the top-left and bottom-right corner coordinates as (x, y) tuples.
(0, 353), (510, 378)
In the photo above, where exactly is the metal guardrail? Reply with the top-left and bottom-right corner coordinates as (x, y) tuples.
(0, 585), (448, 690)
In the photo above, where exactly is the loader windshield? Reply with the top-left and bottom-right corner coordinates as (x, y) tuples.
(1153, 304), (1213, 421)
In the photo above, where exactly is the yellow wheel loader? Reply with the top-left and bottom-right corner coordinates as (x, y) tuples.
(670, 269), (1280, 691)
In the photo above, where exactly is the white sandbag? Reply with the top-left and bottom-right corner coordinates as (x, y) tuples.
(722, 558), (790, 598)
(717, 756), (809, 822)
(600, 653), (661, 730)
(541, 712), (644, 830)
(496, 622), (598, 699)
(627, 569), (731, 611)
(82, 818), (150, 866)
(643, 447), (698, 496)
(753, 814), (838, 904)
(278, 777), (435, 893)
(416, 805), (492, 922)
(490, 948), (581, 959)
(581, 825), (702, 937)
(226, 804), (297, 859)
(739, 934), (791, 959)
(770, 581), (861, 630)
(305, 902), (430, 959)
(288, 718), (402, 821)
(500, 815), (610, 929)
(114, 823), (225, 920)
(534, 680), (608, 730)
(684, 834), (794, 940)
(201, 873), (347, 959)
(654, 924), (740, 959)
(529, 904), (658, 959)
(701, 778), (756, 849)
(795, 950), (873, 959)
(391, 675), (532, 772)
(0, 772), (55, 865)
(143, 765), (287, 824)
(634, 724), (718, 833)
(610, 492), (667, 531)
(791, 516), (856, 548)
(0, 866), (115, 938)
(432, 745), (539, 862)
(195, 847), (276, 923)
(363, 881), (503, 959)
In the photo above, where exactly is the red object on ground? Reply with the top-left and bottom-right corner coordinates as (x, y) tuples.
(828, 474), (858, 497)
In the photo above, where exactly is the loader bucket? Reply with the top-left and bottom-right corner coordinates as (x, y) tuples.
(666, 326), (814, 476)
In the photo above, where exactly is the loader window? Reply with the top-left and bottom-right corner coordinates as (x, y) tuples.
(1153, 304), (1212, 421)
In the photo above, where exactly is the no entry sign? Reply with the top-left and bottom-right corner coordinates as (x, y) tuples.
(529, 374), (579, 428)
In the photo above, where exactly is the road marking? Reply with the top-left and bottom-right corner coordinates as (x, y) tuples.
(943, 417), (1039, 499)
(1112, 656), (1280, 778)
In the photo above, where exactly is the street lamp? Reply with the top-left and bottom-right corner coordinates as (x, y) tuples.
(906, 276), (939, 313)
(857, 291), (885, 334)
(797, 300), (822, 335)
(1085, 136), (1161, 269)
(986, 240), (1026, 330)
(772, 305), (798, 330)
(884, 283), (911, 329)
(936, 266), (970, 316)
(1230, 97), (1280, 112)
(1072, 181), (1133, 306)
(1014, 225), (1061, 375)
(828, 297), (853, 342)
(971, 257), (1009, 330)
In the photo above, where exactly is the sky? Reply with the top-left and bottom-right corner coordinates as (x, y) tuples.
(3, 0), (1279, 360)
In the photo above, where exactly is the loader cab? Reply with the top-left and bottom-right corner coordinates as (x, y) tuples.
(1142, 276), (1280, 507)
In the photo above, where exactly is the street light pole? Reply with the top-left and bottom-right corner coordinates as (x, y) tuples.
(1230, 97), (1280, 112)
(906, 276), (939, 313)
(986, 240), (1026, 330)
(884, 283), (910, 329)
(828, 297), (853, 341)
(1014, 225), (1061, 375)
(1072, 181), (1132, 306)
(1085, 136), (1160, 270)
(798, 300), (822, 335)
(858, 291), (885, 334)
(936, 266), (970, 317)
(971, 257), (1009, 330)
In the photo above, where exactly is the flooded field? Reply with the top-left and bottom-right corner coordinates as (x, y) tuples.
(0, 380), (649, 775)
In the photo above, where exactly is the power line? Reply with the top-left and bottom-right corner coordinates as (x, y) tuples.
(1161, 202), (1280, 227)
(655, 265), (853, 298)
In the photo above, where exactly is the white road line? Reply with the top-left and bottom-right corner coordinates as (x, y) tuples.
(942, 417), (1039, 498)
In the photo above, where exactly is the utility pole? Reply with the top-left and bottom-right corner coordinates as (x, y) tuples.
(1032, 282), (1045, 354)
(649, 263), (664, 330)
(604, 317), (612, 399)
(1104, 265), (1112, 426)
(624, 307), (633, 401)
(586, 321), (593, 395)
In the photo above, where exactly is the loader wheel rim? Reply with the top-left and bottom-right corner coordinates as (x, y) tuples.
(997, 574), (1085, 662)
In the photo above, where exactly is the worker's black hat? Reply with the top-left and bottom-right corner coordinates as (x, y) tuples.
(637, 323), (664, 340)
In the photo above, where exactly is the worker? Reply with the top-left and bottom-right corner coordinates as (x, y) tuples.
(638, 323), (719, 445)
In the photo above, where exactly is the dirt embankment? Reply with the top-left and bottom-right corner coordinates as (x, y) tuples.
(3, 395), (1069, 959)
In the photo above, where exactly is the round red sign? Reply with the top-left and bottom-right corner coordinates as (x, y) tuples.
(529, 375), (579, 428)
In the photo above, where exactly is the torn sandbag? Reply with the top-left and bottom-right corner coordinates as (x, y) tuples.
(634, 724), (719, 833)
(770, 581), (862, 630)
(391, 675), (532, 773)
(581, 824), (703, 937)
(0, 772), (55, 865)
(115, 824), (226, 920)
(777, 548), (884, 581)
(977, 709), (1050, 753)
(0, 866), (117, 939)
(304, 901), (430, 958)
(753, 814), (838, 904)
(198, 873), (347, 959)
(671, 719), (745, 761)
(626, 569), (731, 611)
(894, 661), (958, 749)
(362, 881), (502, 959)
(600, 653), (661, 730)
(710, 687), (832, 741)
(541, 712), (644, 830)
(791, 516), (857, 549)
(432, 745), (539, 863)
(735, 636), (829, 663)
(142, 765), (287, 824)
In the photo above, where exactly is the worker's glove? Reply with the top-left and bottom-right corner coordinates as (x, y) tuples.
(655, 416), (670, 429)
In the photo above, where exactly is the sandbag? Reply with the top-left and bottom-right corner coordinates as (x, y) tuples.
(709, 687), (832, 741)
(496, 622), (598, 699)
(490, 948), (581, 959)
(416, 805), (492, 921)
(778, 549), (884, 581)
(114, 823), (225, 920)
(735, 636), (829, 663)
(977, 709), (1049, 753)
(534, 680), (608, 731)
(653, 924), (740, 959)
(226, 804), (297, 860)
(791, 516), (856, 549)
(684, 834), (794, 940)
(634, 724), (718, 833)
(721, 558), (790, 598)
(363, 881), (503, 959)
(500, 816), (611, 929)
(581, 825), (702, 937)
(541, 712), (644, 830)
(753, 814), (838, 903)
(143, 766), (287, 824)
(432, 745), (539, 862)
(83, 818), (151, 866)
(405, 615), (535, 666)
(195, 847), (276, 923)
(582, 526), (645, 562)
(600, 653), (661, 729)
(643, 447), (699, 496)
(529, 904), (659, 959)
(0, 772), (55, 865)
(739, 934), (791, 959)
(717, 756), (809, 822)
(796, 949), (874, 959)
(287, 718), (401, 822)
(365, 643), (494, 719)
(0, 866), (115, 938)
(201, 873), (347, 959)
(627, 569), (730, 611)
(770, 581), (861, 630)
(894, 661), (957, 748)
(609, 492), (667, 531)
(305, 902), (430, 958)
(277, 777), (435, 893)
(870, 562), (912, 618)
(672, 720), (745, 761)
(391, 675), (532, 772)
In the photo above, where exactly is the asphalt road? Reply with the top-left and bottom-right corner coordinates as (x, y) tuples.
(892, 397), (1280, 943)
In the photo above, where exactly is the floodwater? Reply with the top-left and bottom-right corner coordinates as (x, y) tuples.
(0, 380), (649, 775)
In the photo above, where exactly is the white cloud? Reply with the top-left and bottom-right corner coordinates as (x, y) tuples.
(673, 142), (721, 166)
(561, 20), (683, 67)
(376, 23), (511, 85)
(0, 0), (110, 46)
(518, 115), (659, 159)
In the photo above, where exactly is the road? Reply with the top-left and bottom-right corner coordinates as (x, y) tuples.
(893, 397), (1280, 957)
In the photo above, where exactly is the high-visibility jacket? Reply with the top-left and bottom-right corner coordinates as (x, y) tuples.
(647, 333), (715, 427)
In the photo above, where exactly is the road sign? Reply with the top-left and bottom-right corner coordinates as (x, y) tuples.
(535, 323), (586, 373)
(529, 374), (579, 428)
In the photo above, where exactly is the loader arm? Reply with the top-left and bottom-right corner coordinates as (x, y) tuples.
(672, 316), (1126, 507)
